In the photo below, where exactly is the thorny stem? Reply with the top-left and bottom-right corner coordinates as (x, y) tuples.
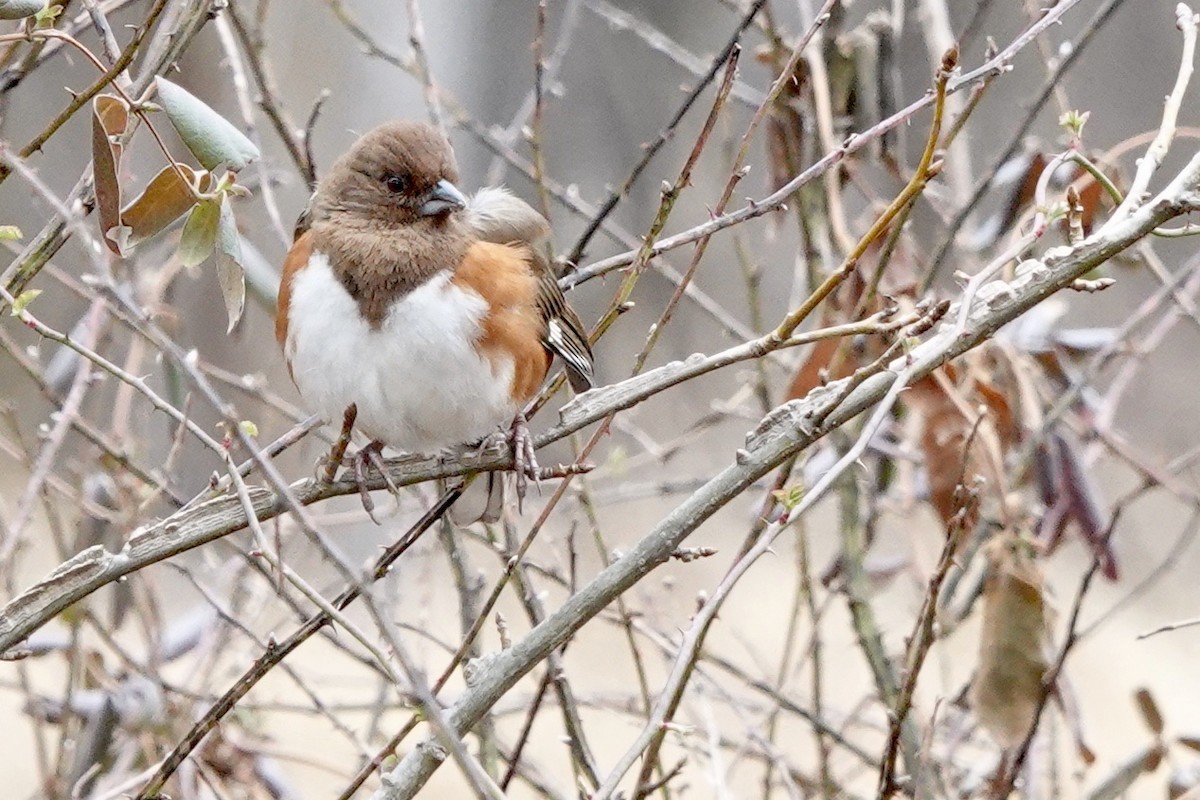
(133, 488), (463, 798)
(565, 0), (770, 265)
(876, 425), (984, 798)
(0, 0), (171, 183)
(775, 44), (956, 342)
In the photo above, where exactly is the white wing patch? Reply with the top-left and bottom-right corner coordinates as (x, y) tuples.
(546, 318), (566, 349)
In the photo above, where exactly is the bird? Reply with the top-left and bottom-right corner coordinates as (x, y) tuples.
(275, 120), (594, 521)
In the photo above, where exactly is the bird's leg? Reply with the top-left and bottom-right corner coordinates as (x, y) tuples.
(316, 405), (403, 524)
(359, 440), (400, 496)
(318, 403), (358, 484)
(349, 441), (401, 525)
(350, 446), (380, 525)
(508, 410), (540, 506)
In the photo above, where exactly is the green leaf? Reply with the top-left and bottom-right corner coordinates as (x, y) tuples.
(118, 164), (207, 252)
(10, 289), (41, 315)
(177, 198), (220, 269)
(238, 420), (258, 438)
(771, 483), (805, 511)
(92, 94), (130, 255)
(33, 1), (60, 25)
(154, 77), (259, 172)
(1059, 109), (1090, 139)
(214, 197), (246, 332)
(0, 0), (45, 20)
(0, 225), (22, 241)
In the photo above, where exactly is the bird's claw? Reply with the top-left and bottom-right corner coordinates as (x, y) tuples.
(315, 406), (400, 524)
(350, 446), (380, 525)
(350, 440), (400, 524)
(509, 411), (540, 507)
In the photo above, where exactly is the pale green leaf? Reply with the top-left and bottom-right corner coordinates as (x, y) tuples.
(214, 197), (245, 332)
(177, 198), (220, 269)
(154, 77), (259, 172)
(0, 0), (44, 20)
(10, 289), (41, 315)
(0, 225), (22, 241)
(239, 420), (258, 438)
(33, 1), (60, 25)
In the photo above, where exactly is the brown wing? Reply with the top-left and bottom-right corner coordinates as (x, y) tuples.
(531, 249), (594, 393)
(465, 187), (594, 393)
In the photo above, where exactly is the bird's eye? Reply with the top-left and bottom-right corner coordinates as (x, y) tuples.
(384, 175), (408, 193)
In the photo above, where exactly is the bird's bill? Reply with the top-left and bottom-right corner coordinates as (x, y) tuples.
(419, 179), (468, 216)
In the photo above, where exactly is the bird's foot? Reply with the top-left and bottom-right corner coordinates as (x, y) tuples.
(313, 405), (403, 524)
(350, 440), (400, 525)
(458, 431), (508, 462)
(508, 411), (540, 507)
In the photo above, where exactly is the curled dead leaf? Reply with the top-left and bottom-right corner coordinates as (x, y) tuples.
(117, 164), (210, 253)
(971, 532), (1050, 749)
(92, 95), (130, 255)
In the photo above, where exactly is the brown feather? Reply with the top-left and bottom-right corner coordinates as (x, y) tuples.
(451, 241), (551, 403)
(464, 187), (594, 392)
(310, 215), (471, 326)
(304, 121), (472, 326)
(276, 230), (314, 351)
(532, 250), (594, 392)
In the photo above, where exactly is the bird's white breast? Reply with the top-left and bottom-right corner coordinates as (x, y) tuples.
(285, 252), (518, 453)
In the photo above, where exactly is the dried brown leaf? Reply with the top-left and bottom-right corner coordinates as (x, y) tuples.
(1057, 432), (1115, 578)
(1135, 687), (1165, 735)
(971, 533), (1049, 749)
(118, 164), (207, 252)
(974, 374), (1019, 453)
(907, 373), (969, 526)
(1037, 431), (1117, 579)
(92, 95), (130, 255)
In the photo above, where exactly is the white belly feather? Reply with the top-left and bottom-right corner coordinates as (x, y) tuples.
(286, 252), (518, 453)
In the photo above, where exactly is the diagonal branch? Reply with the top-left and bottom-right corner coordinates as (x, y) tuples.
(369, 148), (1200, 799)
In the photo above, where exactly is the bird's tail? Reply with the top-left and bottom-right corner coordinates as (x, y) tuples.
(448, 472), (505, 525)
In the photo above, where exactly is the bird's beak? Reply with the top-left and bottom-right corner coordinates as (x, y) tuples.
(418, 179), (468, 217)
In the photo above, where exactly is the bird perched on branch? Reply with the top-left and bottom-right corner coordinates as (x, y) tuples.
(276, 121), (593, 521)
